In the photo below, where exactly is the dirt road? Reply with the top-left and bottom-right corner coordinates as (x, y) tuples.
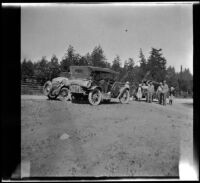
(21, 95), (193, 177)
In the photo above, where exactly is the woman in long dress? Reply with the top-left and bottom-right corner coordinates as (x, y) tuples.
(137, 84), (142, 101)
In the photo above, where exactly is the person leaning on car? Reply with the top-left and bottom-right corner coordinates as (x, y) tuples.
(99, 79), (109, 93)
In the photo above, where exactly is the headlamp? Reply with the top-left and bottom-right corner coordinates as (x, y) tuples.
(87, 81), (91, 88)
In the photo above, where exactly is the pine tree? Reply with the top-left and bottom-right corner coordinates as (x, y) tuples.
(34, 56), (50, 84)
(60, 45), (80, 71)
(90, 45), (107, 68)
(48, 54), (61, 80)
(21, 59), (34, 81)
(166, 66), (178, 88)
(138, 48), (147, 80)
(111, 55), (121, 72)
(147, 48), (167, 82)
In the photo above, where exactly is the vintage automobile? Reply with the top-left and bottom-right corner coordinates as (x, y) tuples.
(67, 66), (130, 105)
(43, 75), (70, 100)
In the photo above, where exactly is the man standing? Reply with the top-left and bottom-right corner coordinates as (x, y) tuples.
(157, 82), (163, 104)
(150, 81), (155, 102)
(162, 80), (169, 106)
(147, 81), (154, 103)
(146, 81), (152, 103)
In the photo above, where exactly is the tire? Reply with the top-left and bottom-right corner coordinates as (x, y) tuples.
(119, 89), (130, 104)
(43, 81), (52, 96)
(47, 92), (58, 100)
(88, 89), (102, 105)
(59, 87), (70, 101)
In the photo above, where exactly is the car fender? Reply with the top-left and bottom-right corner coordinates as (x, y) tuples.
(118, 86), (129, 98)
(43, 81), (52, 96)
(89, 86), (102, 92)
(62, 78), (71, 87)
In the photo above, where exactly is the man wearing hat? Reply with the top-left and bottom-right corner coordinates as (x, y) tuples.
(149, 81), (155, 102)
(162, 80), (169, 105)
(157, 82), (163, 104)
(146, 80), (152, 103)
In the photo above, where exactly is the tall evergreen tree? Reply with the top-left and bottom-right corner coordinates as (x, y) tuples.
(48, 54), (61, 80)
(127, 58), (135, 71)
(177, 66), (193, 94)
(21, 59), (34, 80)
(166, 66), (178, 88)
(90, 45), (107, 68)
(138, 48), (147, 81)
(111, 55), (121, 72)
(60, 45), (80, 71)
(121, 58), (135, 83)
(34, 56), (50, 84)
(147, 48), (167, 81)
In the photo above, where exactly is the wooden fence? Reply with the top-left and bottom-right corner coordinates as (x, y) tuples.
(21, 80), (43, 95)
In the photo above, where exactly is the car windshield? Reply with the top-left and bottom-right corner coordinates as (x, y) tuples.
(70, 66), (91, 79)
(70, 66), (118, 81)
(92, 71), (116, 81)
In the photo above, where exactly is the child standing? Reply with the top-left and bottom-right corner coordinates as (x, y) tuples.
(169, 87), (175, 105)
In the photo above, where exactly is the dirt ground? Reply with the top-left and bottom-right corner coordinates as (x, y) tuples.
(20, 95), (193, 178)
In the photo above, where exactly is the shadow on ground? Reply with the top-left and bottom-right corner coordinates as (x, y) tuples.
(181, 103), (193, 108)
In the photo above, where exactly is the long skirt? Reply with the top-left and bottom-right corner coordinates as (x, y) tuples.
(137, 91), (142, 100)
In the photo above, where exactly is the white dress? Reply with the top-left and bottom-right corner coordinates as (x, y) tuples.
(137, 87), (142, 99)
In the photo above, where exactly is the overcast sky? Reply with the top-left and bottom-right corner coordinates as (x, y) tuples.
(21, 3), (193, 74)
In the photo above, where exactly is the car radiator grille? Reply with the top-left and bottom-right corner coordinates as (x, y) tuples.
(70, 85), (84, 93)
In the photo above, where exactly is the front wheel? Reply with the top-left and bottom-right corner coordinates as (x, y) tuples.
(48, 91), (58, 100)
(88, 89), (102, 105)
(59, 87), (70, 101)
(43, 81), (52, 96)
(119, 89), (130, 104)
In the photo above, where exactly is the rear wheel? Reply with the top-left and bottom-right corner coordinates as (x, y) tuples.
(119, 89), (130, 104)
(88, 89), (101, 105)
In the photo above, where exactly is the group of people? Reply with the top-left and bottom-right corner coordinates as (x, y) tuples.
(136, 80), (175, 105)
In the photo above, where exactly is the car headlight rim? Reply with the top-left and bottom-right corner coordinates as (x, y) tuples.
(87, 81), (91, 88)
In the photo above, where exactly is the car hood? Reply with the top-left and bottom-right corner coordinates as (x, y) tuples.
(52, 77), (68, 83)
(68, 79), (90, 88)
